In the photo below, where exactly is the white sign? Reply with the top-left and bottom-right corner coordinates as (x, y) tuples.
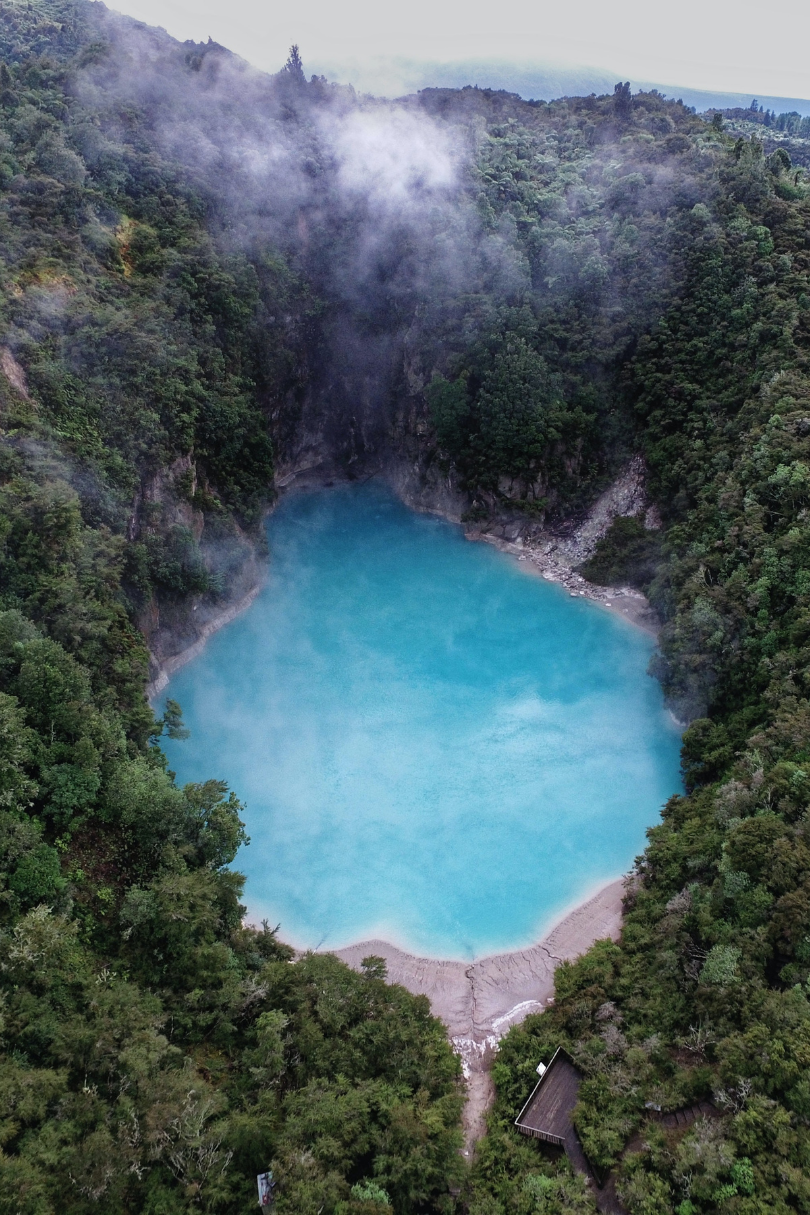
(257, 1172), (274, 1207)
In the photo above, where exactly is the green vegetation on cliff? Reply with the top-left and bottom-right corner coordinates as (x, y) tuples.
(4, 1), (810, 1211)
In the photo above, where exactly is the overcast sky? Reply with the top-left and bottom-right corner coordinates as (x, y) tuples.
(109, 0), (810, 102)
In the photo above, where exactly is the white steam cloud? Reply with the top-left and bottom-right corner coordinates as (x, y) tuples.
(326, 105), (459, 208)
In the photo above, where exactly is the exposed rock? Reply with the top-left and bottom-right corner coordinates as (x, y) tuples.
(644, 502), (663, 531)
(548, 454), (648, 567)
(383, 455), (467, 523)
(146, 582), (263, 699)
(136, 453), (266, 696)
(139, 453), (205, 541)
(1, 347), (30, 399)
(466, 456), (660, 634)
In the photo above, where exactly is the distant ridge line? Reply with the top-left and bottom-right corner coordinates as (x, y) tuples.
(308, 55), (810, 116)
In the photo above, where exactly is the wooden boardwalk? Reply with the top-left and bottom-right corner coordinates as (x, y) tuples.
(517, 1049), (718, 1210)
(516, 1050), (720, 1215)
(515, 1048), (582, 1147)
(657, 1100), (719, 1130)
(515, 1047), (593, 1177)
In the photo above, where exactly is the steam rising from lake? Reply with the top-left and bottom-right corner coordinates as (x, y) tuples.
(161, 484), (681, 959)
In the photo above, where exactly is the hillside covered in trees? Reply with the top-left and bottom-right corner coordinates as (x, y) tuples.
(3, 1), (810, 1212)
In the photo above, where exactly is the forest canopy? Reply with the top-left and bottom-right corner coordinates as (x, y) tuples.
(3, 1), (810, 1212)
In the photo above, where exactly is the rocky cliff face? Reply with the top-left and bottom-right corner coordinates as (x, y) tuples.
(142, 353), (468, 693)
(143, 343), (658, 692)
(134, 454), (265, 696)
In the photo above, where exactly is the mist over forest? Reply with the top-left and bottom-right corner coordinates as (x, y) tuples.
(4, 1), (810, 1212)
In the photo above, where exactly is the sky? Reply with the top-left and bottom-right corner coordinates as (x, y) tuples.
(108, 0), (810, 103)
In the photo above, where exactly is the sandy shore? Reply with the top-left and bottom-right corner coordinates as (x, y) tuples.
(478, 533), (659, 636)
(334, 878), (625, 1151)
(334, 879), (624, 1038)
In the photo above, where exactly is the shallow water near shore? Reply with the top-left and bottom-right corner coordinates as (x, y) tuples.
(160, 482), (682, 959)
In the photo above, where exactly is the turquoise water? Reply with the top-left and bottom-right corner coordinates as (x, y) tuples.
(160, 483), (682, 959)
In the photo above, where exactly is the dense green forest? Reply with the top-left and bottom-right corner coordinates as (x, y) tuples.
(4, 0), (810, 1211)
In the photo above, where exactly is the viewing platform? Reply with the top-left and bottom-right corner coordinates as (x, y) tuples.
(514, 1047), (592, 1176)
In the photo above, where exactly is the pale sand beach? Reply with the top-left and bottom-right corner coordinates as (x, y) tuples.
(333, 877), (625, 1151)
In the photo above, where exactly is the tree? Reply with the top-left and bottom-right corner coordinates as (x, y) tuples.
(614, 80), (632, 118)
(284, 44), (305, 82)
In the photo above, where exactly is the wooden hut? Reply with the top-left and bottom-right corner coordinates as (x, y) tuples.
(514, 1047), (592, 1176)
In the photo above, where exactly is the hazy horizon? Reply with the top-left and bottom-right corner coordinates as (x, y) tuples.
(301, 56), (810, 116)
(101, 0), (810, 108)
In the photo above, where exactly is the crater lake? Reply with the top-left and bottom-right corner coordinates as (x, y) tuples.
(159, 482), (682, 959)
